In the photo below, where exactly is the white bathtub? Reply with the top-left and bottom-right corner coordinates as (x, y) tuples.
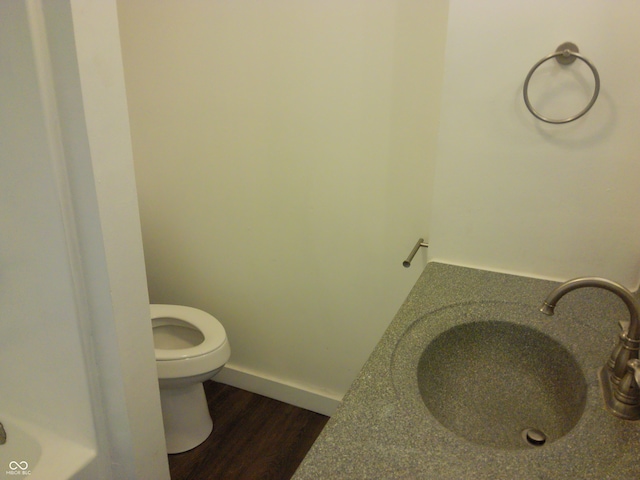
(0, 414), (96, 480)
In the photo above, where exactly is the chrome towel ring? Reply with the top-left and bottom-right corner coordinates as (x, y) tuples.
(523, 42), (600, 124)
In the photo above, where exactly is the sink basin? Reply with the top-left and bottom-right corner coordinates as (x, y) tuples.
(418, 320), (586, 449)
(391, 301), (600, 450)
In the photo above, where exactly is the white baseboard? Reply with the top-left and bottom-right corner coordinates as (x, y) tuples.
(213, 363), (342, 417)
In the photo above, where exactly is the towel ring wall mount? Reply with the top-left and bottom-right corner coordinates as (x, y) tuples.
(523, 42), (600, 124)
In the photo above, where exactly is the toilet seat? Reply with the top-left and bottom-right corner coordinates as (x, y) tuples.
(151, 304), (231, 380)
(152, 304), (227, 360)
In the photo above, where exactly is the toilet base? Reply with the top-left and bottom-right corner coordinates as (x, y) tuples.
(159, 382), (213, 454)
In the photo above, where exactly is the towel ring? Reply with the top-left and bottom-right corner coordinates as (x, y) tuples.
(523, 42), (600, 124)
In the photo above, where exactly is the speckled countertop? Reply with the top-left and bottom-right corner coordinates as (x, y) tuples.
(293, 263), (640, 479)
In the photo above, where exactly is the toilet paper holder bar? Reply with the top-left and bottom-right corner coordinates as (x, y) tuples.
(403, 238), (428, 268)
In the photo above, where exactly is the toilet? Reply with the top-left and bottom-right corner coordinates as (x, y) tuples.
(151, 304), (231, 454)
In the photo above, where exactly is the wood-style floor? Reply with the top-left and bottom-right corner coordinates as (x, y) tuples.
(168, 381), (330, 480)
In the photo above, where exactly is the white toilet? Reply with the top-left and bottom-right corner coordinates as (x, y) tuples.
(151, 304), (231, 454)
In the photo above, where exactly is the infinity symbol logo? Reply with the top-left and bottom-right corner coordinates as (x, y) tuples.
(8, 461), (28, 470)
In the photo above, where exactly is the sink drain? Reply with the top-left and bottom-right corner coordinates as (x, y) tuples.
(522, 428), (547, 447)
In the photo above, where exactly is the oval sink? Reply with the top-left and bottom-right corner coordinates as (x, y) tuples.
(390, 302), (594, 450)
(419, 321), (586, 449)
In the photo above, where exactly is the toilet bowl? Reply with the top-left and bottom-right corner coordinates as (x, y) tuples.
(151, 304), (231, 454)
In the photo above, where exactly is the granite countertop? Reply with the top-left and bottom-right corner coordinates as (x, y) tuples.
(293, 262), (640, 479)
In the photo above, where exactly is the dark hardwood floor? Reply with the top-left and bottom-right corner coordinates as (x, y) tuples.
(168, 381), (330, 480)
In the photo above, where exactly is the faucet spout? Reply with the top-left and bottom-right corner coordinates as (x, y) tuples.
(540, 277), (640, 339)
(540, 276), (640, 420)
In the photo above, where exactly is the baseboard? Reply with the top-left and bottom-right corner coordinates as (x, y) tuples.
(213, 363), (342, 417)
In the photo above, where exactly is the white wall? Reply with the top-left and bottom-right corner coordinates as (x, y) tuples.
(1, 1), (170, 478)
(429, 0), (640, 290)
(117, 0), (449, 411)
(67, 1), (171, 477)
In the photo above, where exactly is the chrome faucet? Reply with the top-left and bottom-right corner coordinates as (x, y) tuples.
(540, 277), (640, 420)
